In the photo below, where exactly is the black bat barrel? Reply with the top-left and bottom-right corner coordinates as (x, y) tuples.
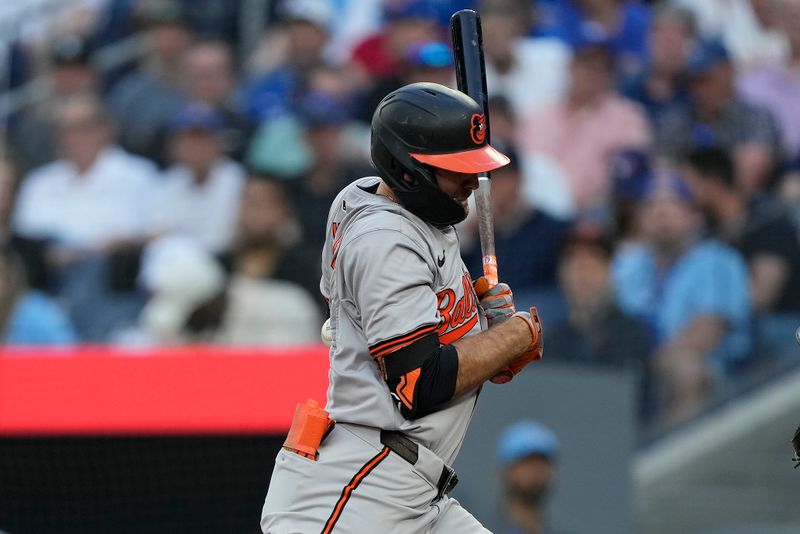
(450, 9), (490, 143)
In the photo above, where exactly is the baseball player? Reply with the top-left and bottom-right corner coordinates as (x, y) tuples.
(261, 82), (543, 533)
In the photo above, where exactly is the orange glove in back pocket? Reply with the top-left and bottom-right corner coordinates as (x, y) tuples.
(283, 399), (335, 460)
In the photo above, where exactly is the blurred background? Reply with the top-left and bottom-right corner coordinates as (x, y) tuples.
(0, 0), (798, 532)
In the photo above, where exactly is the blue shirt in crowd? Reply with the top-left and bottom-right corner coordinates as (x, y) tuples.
(611, 239), (752, 371)
(4, 291), (77, 346)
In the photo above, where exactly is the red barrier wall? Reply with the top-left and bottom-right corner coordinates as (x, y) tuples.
(0, 346), (330, 434)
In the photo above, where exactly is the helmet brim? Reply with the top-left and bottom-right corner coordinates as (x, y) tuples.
(410, 144), (510, 173)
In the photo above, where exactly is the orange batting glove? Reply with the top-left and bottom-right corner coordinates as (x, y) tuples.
(490, 306), (544, 384)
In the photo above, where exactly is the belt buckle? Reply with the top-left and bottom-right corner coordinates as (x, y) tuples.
(437, 467), (458, 501)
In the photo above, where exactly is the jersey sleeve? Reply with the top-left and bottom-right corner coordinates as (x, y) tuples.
(338, 228), (440, 362)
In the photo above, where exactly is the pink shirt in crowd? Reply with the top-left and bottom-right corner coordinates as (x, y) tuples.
(737, 64), (800, 158)
(517, 94), (652, 213)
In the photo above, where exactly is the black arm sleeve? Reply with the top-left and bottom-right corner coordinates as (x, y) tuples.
(380, 333), (459, 420)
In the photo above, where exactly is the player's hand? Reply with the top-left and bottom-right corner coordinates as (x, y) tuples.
(490, 306), (543, 384)
(474, 276), (515, 327)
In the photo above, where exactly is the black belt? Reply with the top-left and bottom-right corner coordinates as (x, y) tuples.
(379, 430), (459, 500)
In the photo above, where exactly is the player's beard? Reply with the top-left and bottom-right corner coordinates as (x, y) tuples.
(459, 198), (470, 217)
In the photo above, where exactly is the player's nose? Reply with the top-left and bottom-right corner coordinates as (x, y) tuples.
(463, 173), (479, 190)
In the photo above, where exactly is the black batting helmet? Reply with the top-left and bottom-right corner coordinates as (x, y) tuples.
(370, 82), (509, 226)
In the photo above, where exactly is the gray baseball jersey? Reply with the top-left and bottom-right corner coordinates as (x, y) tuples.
(320, 176), (484, 464)
(261, 177), (490, 533)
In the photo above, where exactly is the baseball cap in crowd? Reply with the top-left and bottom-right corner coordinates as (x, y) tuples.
(572, 22), (615, 55)
(571, 23), (616, 72)
(296, 91), (352, 127)
(168, 102), (225, 134)
(281, 0), (333, 31)
(639, 172), (694, 204)
(686, 39), (730, 75)
(497, 420), (560, 467)
(50, 35), (92, 66)
(406, 41), (453, 68)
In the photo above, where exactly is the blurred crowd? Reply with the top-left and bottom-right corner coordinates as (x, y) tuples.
(0, 0), (799, 429)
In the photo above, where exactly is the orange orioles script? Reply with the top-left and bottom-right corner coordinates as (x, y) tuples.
(437, 273), (478, 344)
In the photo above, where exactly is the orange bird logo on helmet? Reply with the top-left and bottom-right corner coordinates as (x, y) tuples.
(470, 114), (486, 145)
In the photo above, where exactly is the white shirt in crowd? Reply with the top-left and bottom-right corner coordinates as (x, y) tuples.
(671, 0), (788, 70)
(13, 146), (159, 248)
(217, 275), (321, 346)
(151, 158), (246, 253)
(485, 37), (570, 116)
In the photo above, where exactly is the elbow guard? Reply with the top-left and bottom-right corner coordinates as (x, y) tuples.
(377, 332), (459, 420)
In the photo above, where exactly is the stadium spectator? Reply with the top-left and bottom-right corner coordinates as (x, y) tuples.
(483, 96), (574, 220)
(737, 0), (800, 159)
(222, 173), (322, 308)
(349, 0), (440, 81)
(151, 103), (245, 253)
(549, 224), (651, 368)
(348, 0), (442, 121)
(135, 236), (319, 345)
(288, 90), (372, 249)
(609, 149), (653, 242)
(487, 95), (516, 147)
(12, 94), (159, 341)
(342, 38), (457, 126)
(671, 0), (788, 70)
(322, 0), (384, 65)
(461, 144), (571, 313)
(179, 39), (253, 161)
(480, 4), (569, 116)
(240, 0), (333, 124)
(497, 420), (561, 534)
(9, 35), (101, 173)
(13, 94), (159, 256)
(217, 272), (321, 346)
(612, 174), (751, 425)
(683, 147), (800, 354)
(547, 223), (652, 416)
(655, 39), (781, 196)
(534, 0), (652, 79)
(621, 4), (696, 125)
(243, 64), (361, 178)
(518, 31), (651, 219)
(0, 246), (76, 345)
(45, 35), (100, 96)
(0, 159), (50, 292)
(107, 0), (192, 163)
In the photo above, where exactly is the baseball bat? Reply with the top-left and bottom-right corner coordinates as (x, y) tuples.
(450, 9), (498, 286)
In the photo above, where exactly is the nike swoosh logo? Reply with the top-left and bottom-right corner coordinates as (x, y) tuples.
(437, 250), (445, 268)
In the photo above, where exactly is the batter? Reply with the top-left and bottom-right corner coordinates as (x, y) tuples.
(261, 82), (543, 534)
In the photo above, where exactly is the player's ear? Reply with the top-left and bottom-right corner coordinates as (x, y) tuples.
(402, 172), (415, 185)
